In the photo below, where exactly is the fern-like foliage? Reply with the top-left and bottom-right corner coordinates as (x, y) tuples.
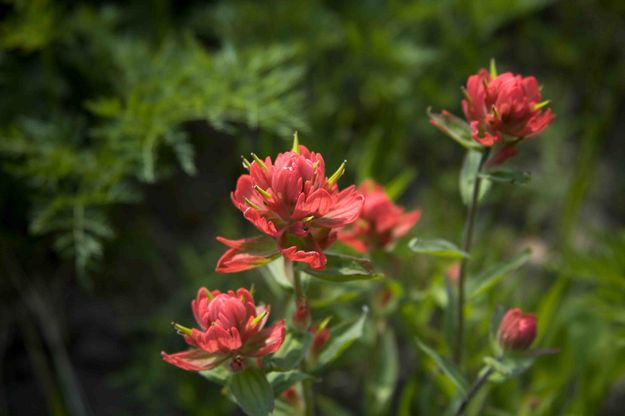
(0, 4), (308, 281)
(88, 36), (307, 182)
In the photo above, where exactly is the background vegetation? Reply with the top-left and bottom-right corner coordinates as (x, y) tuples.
(1, 0), (625, 415)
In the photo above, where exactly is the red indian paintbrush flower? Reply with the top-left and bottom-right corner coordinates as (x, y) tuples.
(338, 179), (421, 252)
(497, 308), (537, 351)
(462, 66), (554, 147)
(309, 325), (330, 357)
(216, 137), (365, 272)
(161, 287), (285, 372)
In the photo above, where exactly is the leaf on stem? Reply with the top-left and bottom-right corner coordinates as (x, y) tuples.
(316, 306), (368, 368)
(460, 149), (492, 206)
(427, 108), (482, 150)
(269, 331), (314, 371)
(228, 367), (274, 416)
(365, 329), (400, 415)
(267, 370), (315, 396)
(416, 338), (468, 394)
(307, 253), (383, 282)
(408, 238), (469, 259)
(479, 169), (531, 185)
(470, 249), (532, 299)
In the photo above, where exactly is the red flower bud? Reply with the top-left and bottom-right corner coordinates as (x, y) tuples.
(292, 298), (310, 331)
(161, 287), (285, 372)
(338, 179), (420, 252)
(282, 387), (300, 407)
(309, 325), (330, 356)
(497, 308), (537, 351)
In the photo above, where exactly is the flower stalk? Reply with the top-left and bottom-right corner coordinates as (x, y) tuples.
(455, 148), (491, 365)
(286, 259), (315, 416)
(454, 367), (494, 416)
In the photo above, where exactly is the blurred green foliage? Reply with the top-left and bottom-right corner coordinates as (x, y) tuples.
(1, 0), (624, 415)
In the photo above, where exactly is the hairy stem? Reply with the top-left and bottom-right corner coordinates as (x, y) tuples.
(286, 259), (314, 416)
(454, 368), (493, 416)
(455, 149), (491, 365)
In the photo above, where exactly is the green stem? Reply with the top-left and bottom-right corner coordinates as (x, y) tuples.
(454, 368), (493, 416)
(286, 259), (314, 416)
(454, 149), (491, 365)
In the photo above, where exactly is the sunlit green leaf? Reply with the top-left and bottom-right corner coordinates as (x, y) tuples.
(307, 253), (383, 282)
(460, 149), (491, 205)
(269, 332), (313, 371)
(228, 367), (274, 416)
(316, 307), (368, 368)
(470, 249), (532, 298)
(267, 370), (314, 396)
(408, 238), (469, 258)
(416, 338), (468, 394)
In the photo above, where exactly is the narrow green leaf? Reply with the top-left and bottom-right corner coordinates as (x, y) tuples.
(427, 108), (482, 150)
(316, 307), (368, 368)
(397, 378), (418, 416)
(267, 370), (314, 396)
(259, 258), (293, 290)
(416, 338), (468, 394)
(479, 169), (531, 185)
(385, 169), (417, 200)
(408, 238), (469, 258)
(470, 249), (532, 298)
(269, 332), (313, 371)
(365, 330), (399, 416)
(228, 367), (274, 416)
(307, 253), (383, 282)
(199, 365), (231, 386)
(489, 305), (506, 357)
(460, 149), (491, 205)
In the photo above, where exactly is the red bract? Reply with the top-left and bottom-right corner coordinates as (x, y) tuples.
(497, 308), (537, 351)
(216, 143), (364, 272)
(338, 180), (421, 252)
(463, 68), (554, 146)
(161, 288), (285, 372)
(309, 325), (330, 357)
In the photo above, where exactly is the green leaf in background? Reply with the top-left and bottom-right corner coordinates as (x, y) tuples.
(460, 149), (492, 205)
(479, 169), (531, 184)
(385, 168), (417, 200)
(316, 306), (369, 368)
(259, 258), (293, 291)
(199, 364), (231, 386)
(469, 249), (532, 299)
(408, 238), (469, 258)
(267, 370), (314, 396)
(365, 330), (399, 416)
(228, 367), (274, 416)
(269, 332), (313, 371)
(416, 338), (468, 394)
(307, 253), (383, 282)
(489, 305), (506, 357)
(427, 108), (482, 150)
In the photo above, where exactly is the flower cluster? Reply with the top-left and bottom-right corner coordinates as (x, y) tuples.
(339, 180), (421, 252)
(462, 68), (554, 147)
(161, 288), (285, 372)
(216, 143), (364, 272)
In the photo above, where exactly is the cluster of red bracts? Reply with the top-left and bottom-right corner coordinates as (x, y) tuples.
(216, 143), (422, 273)
(216, 144), (365, 272)
(161, 288), (285, 372)
(432, 64), (554, 166)
(163, 63), (549, 376)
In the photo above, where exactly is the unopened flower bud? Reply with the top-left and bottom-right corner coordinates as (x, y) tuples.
(292, 298), (310, 331)
(497, 308), (537, 351)
(309, 325), (330, 357)
(282, 386), (300, 406)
